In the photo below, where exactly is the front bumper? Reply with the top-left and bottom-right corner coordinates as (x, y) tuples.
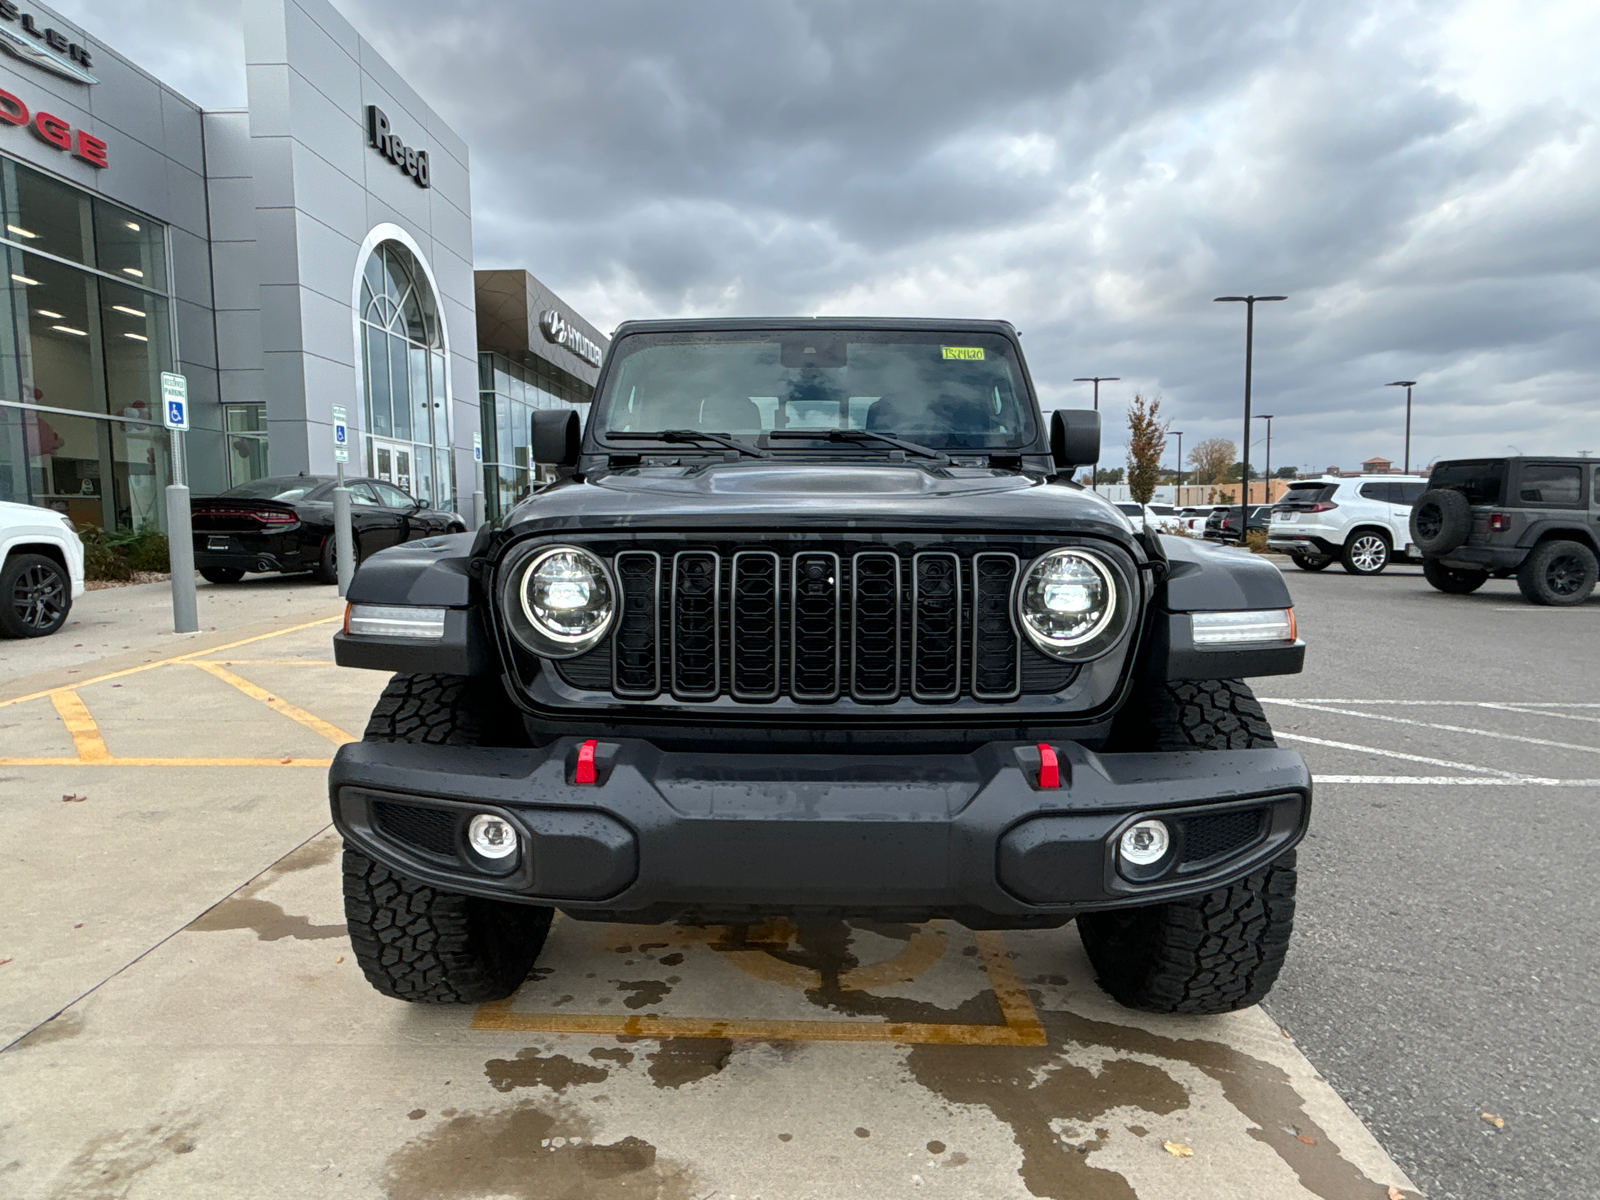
(329, 738), (1311, 927)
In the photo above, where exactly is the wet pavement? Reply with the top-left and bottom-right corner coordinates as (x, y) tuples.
(0, 575), (1429, 1199)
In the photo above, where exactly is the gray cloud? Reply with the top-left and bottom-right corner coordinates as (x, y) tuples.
(60, 0), (1600, 469)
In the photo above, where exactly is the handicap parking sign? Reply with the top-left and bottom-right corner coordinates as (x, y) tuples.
(160, 372), (188, 431)
(331, 404), (350, 463)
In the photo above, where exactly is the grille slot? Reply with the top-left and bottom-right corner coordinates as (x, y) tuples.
(972, 553), (1021, 700)
(671, 551), (721, 699)
(790, 551), (841, 700)
(1179, 808), (1266, 865)
(851, 551), (901, 701)
(731, 551), (780, 700)
(372, 800), (457, 860)
(911, 551), (961, 701)
(613, 551), (661, 697)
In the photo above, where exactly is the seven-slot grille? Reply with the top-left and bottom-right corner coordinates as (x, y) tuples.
(585, 547), (1051, 704)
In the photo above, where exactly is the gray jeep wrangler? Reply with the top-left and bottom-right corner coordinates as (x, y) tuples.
(1411, 457), (1599, 605)
(330, 318), (1311, 1016)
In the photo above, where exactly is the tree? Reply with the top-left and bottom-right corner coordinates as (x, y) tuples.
(1188, 438), (1237, 485)
(1093, 466), (1125, 485)
(1274, 465), (1298, 479)
(1125, 393), (1168, 505)
(1225, 461), (1260, 482)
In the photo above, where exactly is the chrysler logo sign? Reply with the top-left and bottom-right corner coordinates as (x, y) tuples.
(540, 310), (603, 368)
(0, 3), (97, 85)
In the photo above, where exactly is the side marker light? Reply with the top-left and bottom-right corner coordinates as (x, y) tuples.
(1037, 743), (1060, 789)
(575, 738), (598, 785)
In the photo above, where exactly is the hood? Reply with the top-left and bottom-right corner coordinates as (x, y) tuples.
(501, 461), (1136, 538)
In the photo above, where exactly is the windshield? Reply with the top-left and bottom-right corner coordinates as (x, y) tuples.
(220, 476), (330, 502)
(592, 330), (1037, 451)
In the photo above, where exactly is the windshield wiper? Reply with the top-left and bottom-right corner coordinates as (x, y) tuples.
(604, 430), (771, 459)
(768, 428), (950, 464)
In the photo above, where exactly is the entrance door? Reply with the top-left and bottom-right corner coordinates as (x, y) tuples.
(370, 439), (414, 498)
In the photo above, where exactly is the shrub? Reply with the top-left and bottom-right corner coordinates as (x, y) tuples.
(1245, 529), (1270, 554)
(76, 524), (170, 580)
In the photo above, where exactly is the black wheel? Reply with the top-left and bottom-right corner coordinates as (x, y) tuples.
(313, 533), (357, 585)
(200, 566), (245, 585)
(1340, 530), (1391, 575)
(0, 552), (72, 638)
(1082, 680), (1298, 1014)
(1516, 540), (1598, 607)
(1422, 558), (1489, 595)
(1289, 551), (1333, 572)
(1410, 488), (1472, 555)
(344, 673), (550, 1003)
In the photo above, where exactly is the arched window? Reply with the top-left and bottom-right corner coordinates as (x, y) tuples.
(359, 240), (450, 504)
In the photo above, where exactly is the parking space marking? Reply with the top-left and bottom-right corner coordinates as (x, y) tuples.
(1267, 698), (1600, 757)
(187, 659), (356, 745)
(48, 690), (112, 763)
(1269, 698), (1600, 708)
(1316, 775), (1600, 786)
(1275, 730), (1522, 777)
(471, 928), (1049, 1046)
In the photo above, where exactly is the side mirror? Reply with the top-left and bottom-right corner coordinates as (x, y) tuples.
(1050, 409), (1100, 470)
(413, 497), (430, 510)
(531, 409), (581, 467)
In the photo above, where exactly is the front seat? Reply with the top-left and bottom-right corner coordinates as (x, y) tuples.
(700, 395), (763, 434)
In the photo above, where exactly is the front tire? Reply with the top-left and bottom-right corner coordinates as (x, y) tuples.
(344, 672), (551, 1003)
(1081, 679), (1298, 1014)
(1422, 559), (1488, 594)
(1341, 531), (1391, 575)
(0, 552), (71, 638)
(1516, 540), (1598, 606)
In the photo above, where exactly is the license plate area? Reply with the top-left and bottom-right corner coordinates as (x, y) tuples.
(207, 536), (230, 550)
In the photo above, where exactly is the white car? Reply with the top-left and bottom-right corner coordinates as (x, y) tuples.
(1113, 501), (1182, 532)
(1173, 505), (1216, 535)
(0, 500), (86, 637)
(1266, 475), (1428, 575)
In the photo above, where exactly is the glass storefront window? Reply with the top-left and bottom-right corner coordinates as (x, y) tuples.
(0, 404), (170, 530)
(4, 161), (92, 266)
(91, 197), (168, 293)
(225, 403), (269, 488)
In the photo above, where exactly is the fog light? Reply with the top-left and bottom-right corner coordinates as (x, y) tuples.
(1119, 819), (1170, 866)
(468, 813), (518, 860)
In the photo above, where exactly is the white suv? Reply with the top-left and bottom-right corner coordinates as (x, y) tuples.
(0, 500), (86, 637)
(1267, 475), (1428, 575)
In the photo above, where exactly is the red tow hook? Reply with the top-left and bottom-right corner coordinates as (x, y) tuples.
(1037, 743), (1060, 789)
(575, 739), (598, 785)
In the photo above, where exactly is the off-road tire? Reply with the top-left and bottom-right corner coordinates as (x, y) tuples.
(1082, 679), (1297, 1014)
(1516, 539), (1598, 607)
(0, 552), (71, 638)
(342, 850), (552, 1003)
(1422, 559), (1489, 595)
(1289, 551), (1332, 572)
(1340, 530), (1391, 575)
(344, 672), (550, 1003)
(313, 533), (357, 585)
(200, 566), (245, 585)
(1410, 488), (1472, 556)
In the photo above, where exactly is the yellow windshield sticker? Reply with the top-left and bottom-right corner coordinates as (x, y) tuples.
(941, 346), (985, 361)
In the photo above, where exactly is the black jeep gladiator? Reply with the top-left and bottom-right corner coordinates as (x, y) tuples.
(329, 318), (1310, 1015)
(1411, 457), (1599, 605)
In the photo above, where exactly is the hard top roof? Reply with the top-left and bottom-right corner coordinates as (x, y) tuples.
(609, 316), (1021, 337)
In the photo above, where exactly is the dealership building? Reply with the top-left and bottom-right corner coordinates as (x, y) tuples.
(0, 0), (606, 532)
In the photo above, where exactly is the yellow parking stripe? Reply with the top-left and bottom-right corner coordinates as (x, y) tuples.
(48, 690), (112, 763)
(187, 660), (356, 746)
(0, 615), (344, 709)
(471, 930), (1048, 1046)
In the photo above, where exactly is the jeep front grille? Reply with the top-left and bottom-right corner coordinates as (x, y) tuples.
(555, 545), (1077, 704)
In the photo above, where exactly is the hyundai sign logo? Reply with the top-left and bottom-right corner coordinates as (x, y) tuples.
(539, 310), (603, 368)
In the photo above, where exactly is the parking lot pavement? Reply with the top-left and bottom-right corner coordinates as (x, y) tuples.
(0, 588), (1419, 1198)
(1257, 560), (1600, 1200)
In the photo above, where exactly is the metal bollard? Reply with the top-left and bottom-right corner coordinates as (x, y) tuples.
(472, 487), (486, 531)
(165, 483), (199, 633)
(333, 480), (355, 596)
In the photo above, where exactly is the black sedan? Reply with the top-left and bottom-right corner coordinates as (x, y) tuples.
(1203, 503), (1273, 541)
(191, 476), (467, 584)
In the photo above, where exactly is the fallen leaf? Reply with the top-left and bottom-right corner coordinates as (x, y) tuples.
(1481, 1112), (1505, 1129)
(73, 922), (84, 929)
(0, 957), (12, 967)
(280, 757), (293, 764)
(335, 956), (345, 964)
(1162, 1141), (1194, 1158)
(1296, 1134), (1318, 1145)
(62, 793), (87, 803)
(1388, 1188), (1406, 1200)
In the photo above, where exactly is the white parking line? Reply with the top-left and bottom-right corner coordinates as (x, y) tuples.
(1479, 703), (1600, 726)
(1315, 775), (1600, 786)
(1266, 699), (1600, 708)
(1265, 699), (1600, 757)
(1275, 731), (1522, 777)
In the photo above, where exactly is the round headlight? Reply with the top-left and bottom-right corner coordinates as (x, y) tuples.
(1016, 549), (1119, 657)
(517, 546), (615, 654)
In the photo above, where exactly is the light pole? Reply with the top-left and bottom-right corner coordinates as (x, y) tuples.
(1254, 414), (1273, 505)
(1215, 295), (1287, 543)
(1072, 376), (1120, 490)
(1386, 381), (1416, 474)
(1171, 430), (1184, 497)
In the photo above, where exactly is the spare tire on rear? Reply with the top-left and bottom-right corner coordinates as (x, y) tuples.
(1410, 488), (1472, 556)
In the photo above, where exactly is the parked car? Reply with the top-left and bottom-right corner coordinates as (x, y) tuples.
(191, 475), (468, 584)
(1173, 506), (1215, 535)
(331, 316), (1311, 1018)
(1203, 504), (1272, 542)
(1114, 502), (1183, 533)
(0, 499), (85, 638)
(1265, 475), (1428, 575)
(1411, 457), (1599, 605)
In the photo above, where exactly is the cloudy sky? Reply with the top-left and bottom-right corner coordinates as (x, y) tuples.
(58, 0), (1600, 474)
